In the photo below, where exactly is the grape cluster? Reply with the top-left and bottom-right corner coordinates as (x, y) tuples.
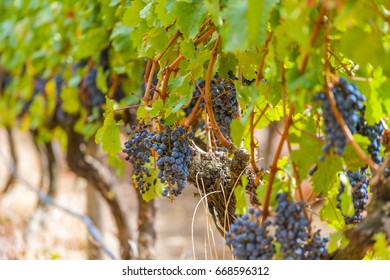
(337, 170), (369, 224)
(226, 208), (275, 260)
(226, 194), (329, 260)
(152, 126), (194, 197)
(211, 79), (238, 137)
(82, 67), (105, 108)
(123, 125), (154, 194)
(357, 120), (384, 164)
(274, 193), (329, 260)
(314, 78), (365, 156)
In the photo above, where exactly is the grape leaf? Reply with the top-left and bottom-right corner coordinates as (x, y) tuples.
(338, 172), (355, 217)
(247, 0), (277, 47)
(217, 52), (238, 78)
(174, 0), (206, 39)
(61, 87), (80, 114)
(76, 28), (110, 60)
(289, 132), (322, 180)
(234, 176), (248, 215)
(220, 0), (248, 51)
(311, 155), (343, 195)
(95, 98), (121, 156)
(319, 195), (345, 230)
(371, 233), (390, 260)
(327, 231), (349, 254)
(122, 0), (145, 26)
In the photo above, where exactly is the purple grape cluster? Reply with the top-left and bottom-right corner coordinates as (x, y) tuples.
(357, 120), (384, 164)
(123, 125), (154, 194)
(210, 79), (238, 137)
(337, 170), (369, 224)
(274, 193), (329, 260)
(226, 194), (328, 260)
(152, 126), (194, 197)
(314, 78), (365, 156)
(226, 208), (275, 260)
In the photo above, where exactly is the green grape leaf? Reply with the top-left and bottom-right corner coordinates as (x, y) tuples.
(60, 87), (80, 114)
(220, 0), (248, 51)
(149, 99), (164, 118)
(166, 74), (193, 113)
(234, 176), (248, 215)
(123, 0), (145, 26)
(289, 132), (322, 180)
(136, 105), (148, 120)
(236, 49), (258, 79)
(141, 162), (164, 201)
(187, 50), (211, 79)
(155, 0), (176, 27)
(76, 28), (110, 60)
(231, 118), (247, 147)
(108, 154), (126, 177)
(339, 26), (390, 70)
(204, 0), (220, 25)
(162, 113), (178, 125)
(217, 52), (238, 78)
(327, 231), (349, 254)
(319, 195), (345, 230)
(371, 233), (390, 260)
(95, 98), (121, 156)
(180, 39), (196, 60)
(174, 0), (206, 39)
(338, 172), (355, 217)
(247, 0), (277, 46)
(343, 135), (370, 170)
(311, 155), (342, 195)
(365, 67), (387, 124)
(97, 67), (108, 93)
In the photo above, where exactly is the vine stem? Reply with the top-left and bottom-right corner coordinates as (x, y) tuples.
(144, 31), (181, 103)
(281, 61), (305, 206)
(114, 104), (143, 111)
(253, 103), (270, 127)
(249, 110), (259, 174)
(108, 73), (119, 99)
(160, 27), (217, 102)
(328, 48), (353, 76)
(204, 36), (234, 151)
(299, 3), (326, 73)
(262, 106), (294, 222)
(256, 31), (274, 86)
(183, 81), (204, 128)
